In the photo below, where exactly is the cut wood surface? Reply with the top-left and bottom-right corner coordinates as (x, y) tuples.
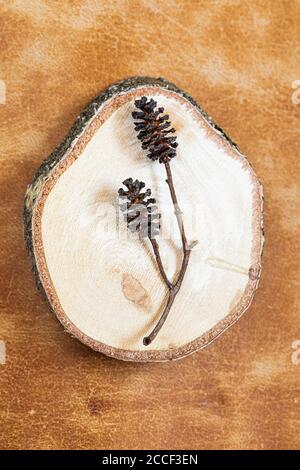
(24, 77), (264, 362)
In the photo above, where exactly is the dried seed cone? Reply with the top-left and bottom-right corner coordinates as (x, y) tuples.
(118, 178), (160, 238)
(132, 96), (178, 163)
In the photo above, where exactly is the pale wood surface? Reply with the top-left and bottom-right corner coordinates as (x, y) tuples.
(0, 0), (300, 450)
(31, 86), (262, 359)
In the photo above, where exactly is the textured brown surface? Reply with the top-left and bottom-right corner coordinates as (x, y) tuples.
(0, 0), (299, 450)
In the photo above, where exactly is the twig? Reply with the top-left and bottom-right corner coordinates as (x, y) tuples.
(128, 96), (198, 346)
(149, 238), (173, 290)
(143, 163), (195, 346)
(164, 161), (187, 251)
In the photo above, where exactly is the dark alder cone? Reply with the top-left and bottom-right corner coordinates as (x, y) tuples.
(118, 178), (160, 238)
(132, 96), (178, 164)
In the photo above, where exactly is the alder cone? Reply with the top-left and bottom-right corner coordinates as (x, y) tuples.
(132, 96), (178, 163)
(24, 77), (264, 362)
(118, 178), (160, 239)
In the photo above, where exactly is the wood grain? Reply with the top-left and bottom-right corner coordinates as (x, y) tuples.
(27, 80), (263, 360)
(0, 0), (299, 449)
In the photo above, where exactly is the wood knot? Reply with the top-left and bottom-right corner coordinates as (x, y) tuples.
(121, 273), (150, 309)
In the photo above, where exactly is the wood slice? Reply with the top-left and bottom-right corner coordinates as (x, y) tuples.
(24, 77), (264, 362)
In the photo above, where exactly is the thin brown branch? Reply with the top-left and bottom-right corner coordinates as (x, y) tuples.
(131, 97), (197, 347)
(143, 163), (196, 346)
(143, 289), (176, 346)
(164, 161), (188, 252)
(149, 238), (173, 289)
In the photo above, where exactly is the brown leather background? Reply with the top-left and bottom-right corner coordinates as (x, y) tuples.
(0, 0), (300, 450)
